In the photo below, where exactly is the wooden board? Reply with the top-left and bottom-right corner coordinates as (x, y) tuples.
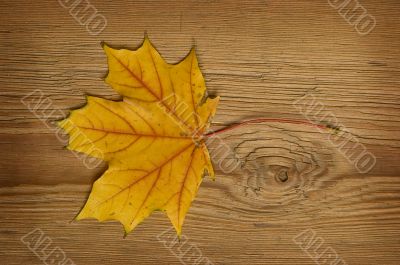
(1, 0), (400, 264)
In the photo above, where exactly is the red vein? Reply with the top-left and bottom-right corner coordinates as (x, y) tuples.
(103, 136), (140, 154)
(108, 51), (194, 132)
(77, 126), (189, 139)
(205, 118), (332, 137)
(125, 104), (156, 134)
(110, 53), (159, 99)
(176, 147), (196, 227)
(74, 132), (108, 149)
(148, 46), (164, 99)
(130, 168), (162, 225)
(108, 81), (148, 90)
(91, 142), (194, 210)
(93, 100), (136, 133)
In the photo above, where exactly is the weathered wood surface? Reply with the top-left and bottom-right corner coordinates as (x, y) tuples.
(1, 0), (400, 264)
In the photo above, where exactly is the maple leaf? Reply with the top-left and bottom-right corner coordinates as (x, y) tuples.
(58, 37), (219, 236)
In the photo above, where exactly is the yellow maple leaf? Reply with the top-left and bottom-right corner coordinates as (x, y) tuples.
(58, 37), (219, 236)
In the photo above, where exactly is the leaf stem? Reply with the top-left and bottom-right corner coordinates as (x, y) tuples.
(205, 118), (337, 137)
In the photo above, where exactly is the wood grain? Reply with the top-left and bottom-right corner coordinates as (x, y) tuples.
(1, 0), (400, 264)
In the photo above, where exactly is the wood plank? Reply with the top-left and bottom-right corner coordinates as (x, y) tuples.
(1, 0), (400, 264)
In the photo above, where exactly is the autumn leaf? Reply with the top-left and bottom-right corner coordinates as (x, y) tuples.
(58, 37), (219, 236)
